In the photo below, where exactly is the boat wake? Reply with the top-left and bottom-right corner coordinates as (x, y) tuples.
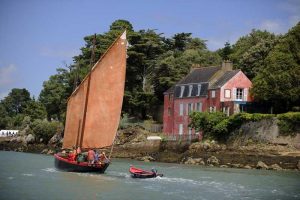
(22, 173), (34, 177)
(106, 171), (131, 179)
(42, 168), (58, 173)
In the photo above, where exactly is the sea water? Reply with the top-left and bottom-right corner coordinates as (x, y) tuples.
(0, 151), (299, 200)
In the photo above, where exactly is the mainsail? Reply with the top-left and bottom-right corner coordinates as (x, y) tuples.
(63, 31), (127, 149)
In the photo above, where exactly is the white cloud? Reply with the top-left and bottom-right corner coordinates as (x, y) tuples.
(39, 46), (79, 59)
(0, 64), (17, 100)
(259, 20), (283, 34)
(289, 15), (300, 27)
(0, 64), (17, 87)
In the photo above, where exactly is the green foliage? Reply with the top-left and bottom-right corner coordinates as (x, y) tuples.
(31, 119), (63, 144)
(190, 112), (274, 141)
(39, 68), (69, 121)
(277, 112), (300, 136)
(251, 23), (300, 113)
(230, 29), (277, 79)
(218, 42), (232, 60)
(1, 88), (31, 116)
(189, 112), (227, 140)
(0, 88), (47, 129)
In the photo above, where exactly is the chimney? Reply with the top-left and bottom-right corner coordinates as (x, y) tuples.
(222, 60), (233, 71)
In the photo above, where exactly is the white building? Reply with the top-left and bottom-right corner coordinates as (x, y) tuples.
(0, 130), (19, 137)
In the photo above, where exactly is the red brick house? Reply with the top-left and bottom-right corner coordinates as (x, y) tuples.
(163, 61), (252, 138)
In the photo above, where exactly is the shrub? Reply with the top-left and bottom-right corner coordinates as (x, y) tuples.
(190, 112), (275, 141)
(31, 119), (63, 144)
(277, 112), (300, 136)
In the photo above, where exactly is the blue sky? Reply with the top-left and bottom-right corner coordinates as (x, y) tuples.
(0, 0), (299, 99)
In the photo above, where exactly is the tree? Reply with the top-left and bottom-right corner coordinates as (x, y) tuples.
(251, 22), (300, 113)
(23, 98), (47, 121)
(230, 29), (277, 79)
(39, 68), (69, 121)
(1, 88), (31, 116)
(218, 42), (232, 60)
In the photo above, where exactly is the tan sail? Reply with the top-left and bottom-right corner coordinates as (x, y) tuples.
(63, 31), (127, 149)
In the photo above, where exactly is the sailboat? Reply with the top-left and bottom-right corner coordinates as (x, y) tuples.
(54, 31), (127, 173)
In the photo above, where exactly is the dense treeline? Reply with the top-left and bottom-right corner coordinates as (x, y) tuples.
(0, 20), (299, 132)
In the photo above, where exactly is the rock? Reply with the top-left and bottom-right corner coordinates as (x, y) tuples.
(48, 132), (62, 147)
(256, 161), (269, 170)
(206, 156), (219, 166)
(41, 149), (48, 154)
(220, 165), (228, 168)
(231, 163), (244, 168)
(297, 161), (300, 170)
(47, 149), (54, 155)
(269, 164), (282, 170)
(138, 156), (155, 162)
(184, 157), (205, 165)
(243, 165), (252, 169)
(25, 134), (35, 144)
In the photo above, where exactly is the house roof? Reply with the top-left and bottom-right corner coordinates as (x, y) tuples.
(210, 70), (240, 89)
(174, 83), (209, 98)
(164, 66), (221, 94)
(177, 66), (221, 84)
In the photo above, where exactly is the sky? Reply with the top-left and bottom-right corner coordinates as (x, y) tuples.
(0, 0), (299, 99)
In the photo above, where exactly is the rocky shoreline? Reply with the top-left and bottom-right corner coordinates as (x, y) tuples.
(1, 126), (300, 171)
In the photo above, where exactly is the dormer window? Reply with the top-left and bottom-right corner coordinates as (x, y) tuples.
(188, 85), (193, 97)
(197, 84), (201, 96)
(180, 86), (185, 98)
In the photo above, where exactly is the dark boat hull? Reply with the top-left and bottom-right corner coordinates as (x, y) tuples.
(130, 173), (157, 178)
(54, 154), (109, 173)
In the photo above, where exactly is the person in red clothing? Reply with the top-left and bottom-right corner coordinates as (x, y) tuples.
(68, 147), (76, 161)
(87, 149), (95, 165)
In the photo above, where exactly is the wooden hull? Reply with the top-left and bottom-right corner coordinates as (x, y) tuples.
(54, 154), (109, 173)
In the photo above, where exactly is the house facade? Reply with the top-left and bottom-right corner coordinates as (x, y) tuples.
(163, 61), (253, 137)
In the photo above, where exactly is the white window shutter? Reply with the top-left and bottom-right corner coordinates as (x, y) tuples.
(244, 88), (248, 101)
(233, 88), (236, 100)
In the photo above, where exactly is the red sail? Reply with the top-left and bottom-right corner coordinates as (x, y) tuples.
(63, 31), (127, 149)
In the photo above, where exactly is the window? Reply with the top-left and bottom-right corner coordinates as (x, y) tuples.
(188, 85), (193, 97)
(179, 103), (184, 116)
(180, 86), (185, 98)
(188, 103), (193, 114)
(188, 128), (192, 135)
(211, 90), (216, 98)
(196, 102), (202, 112)
(209, 106), (216, 112)
(179, 124), (183, 135)
(224, 89), (231, 98)
(236, 88), (243, 100)
(197, 84), (201, 96)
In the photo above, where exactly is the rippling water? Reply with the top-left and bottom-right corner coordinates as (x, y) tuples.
(0, 151), (299, 200)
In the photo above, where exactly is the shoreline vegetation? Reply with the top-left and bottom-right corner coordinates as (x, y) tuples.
(1, 116), (300, 171)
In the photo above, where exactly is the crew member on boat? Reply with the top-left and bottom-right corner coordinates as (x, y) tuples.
(87, 149), (95, 165)
(99, 152), (109, 164)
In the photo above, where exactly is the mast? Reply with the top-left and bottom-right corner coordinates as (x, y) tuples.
(78, 34), (97, 148)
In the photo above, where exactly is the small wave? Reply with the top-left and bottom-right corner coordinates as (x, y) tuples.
(7, 177), (14, 180)
(147, 176), (202, 185)
(22, 173), (34, 176)
(107, 171), (129, 178)
(42, 168), (58, 173)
